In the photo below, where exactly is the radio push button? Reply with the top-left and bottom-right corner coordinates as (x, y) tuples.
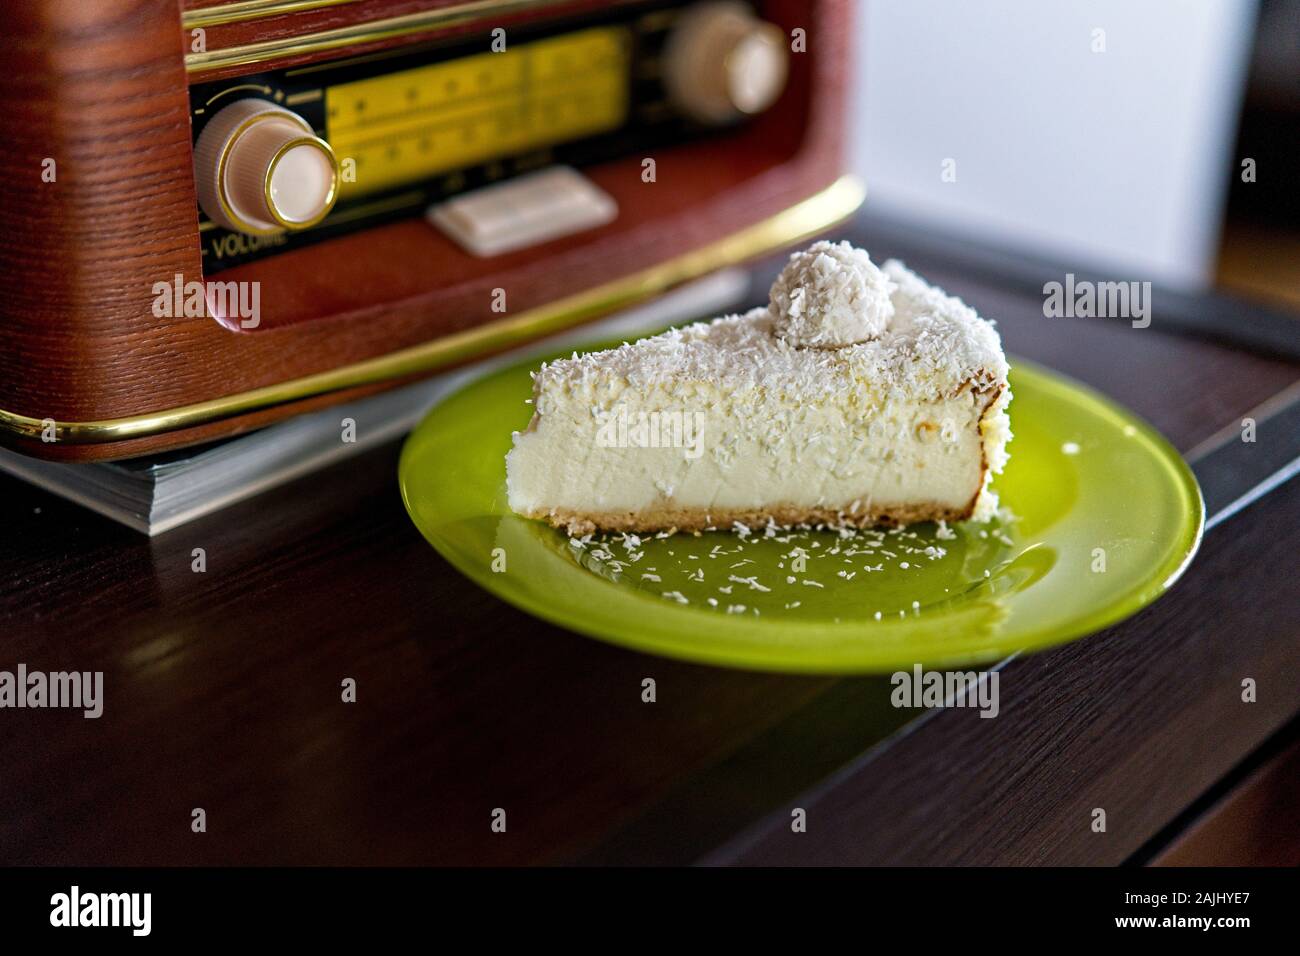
(194, 99), (340, 235)
(663, 1), (789, 125)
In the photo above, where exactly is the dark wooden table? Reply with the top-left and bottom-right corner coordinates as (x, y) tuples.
(3, 216), (1298, 865)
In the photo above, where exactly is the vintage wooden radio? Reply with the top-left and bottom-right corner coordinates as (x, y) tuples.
(0, 0), (860, 460)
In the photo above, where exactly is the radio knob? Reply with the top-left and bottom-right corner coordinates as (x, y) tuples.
(663, 1), (789, 125)
(194, 99), (340, 235)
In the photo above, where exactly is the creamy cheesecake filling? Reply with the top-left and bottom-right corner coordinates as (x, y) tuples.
(509, 386), (1002, 523)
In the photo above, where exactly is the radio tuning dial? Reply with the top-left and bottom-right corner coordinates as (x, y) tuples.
(663, 1), (789, 125)
(194, 99), (340, 236)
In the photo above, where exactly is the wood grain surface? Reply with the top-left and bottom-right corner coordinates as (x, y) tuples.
(185, 1), (622, 84)
(0, 0), (202, 419)
(1150, 738), (1300, 867)
(0, 222), (1296, 865)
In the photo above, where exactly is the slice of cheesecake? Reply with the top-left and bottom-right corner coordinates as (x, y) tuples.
(506, 242), (1011, 535)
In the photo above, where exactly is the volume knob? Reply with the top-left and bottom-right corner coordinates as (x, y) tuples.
(663, 1), (789, 125)
(194, 99), (340, 235)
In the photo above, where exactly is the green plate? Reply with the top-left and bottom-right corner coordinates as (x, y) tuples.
(399, 350), (1203, 673)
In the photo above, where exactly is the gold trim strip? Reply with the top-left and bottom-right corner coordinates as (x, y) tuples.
(284, 88), (324, 105)
(184, 1), (361, 30)
(0, 176), (864, 445)
(186, 0), (573, 74)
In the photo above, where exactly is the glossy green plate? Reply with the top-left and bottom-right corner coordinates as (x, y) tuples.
(399, 351), (1203, 673)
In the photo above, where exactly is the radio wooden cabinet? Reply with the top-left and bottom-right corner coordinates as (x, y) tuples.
(0, 0), (860, 460)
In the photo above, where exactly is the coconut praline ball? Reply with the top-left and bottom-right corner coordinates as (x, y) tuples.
(769, 240), (896, 347)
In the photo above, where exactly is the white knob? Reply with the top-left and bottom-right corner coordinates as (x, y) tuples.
(194, 99), (340, 235)
(663, 2), (789, 125)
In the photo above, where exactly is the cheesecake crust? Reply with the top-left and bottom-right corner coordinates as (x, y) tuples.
(521, 500), (980, 537)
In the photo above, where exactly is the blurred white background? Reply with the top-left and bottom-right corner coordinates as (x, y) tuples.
(851, 0), (1260, 289)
